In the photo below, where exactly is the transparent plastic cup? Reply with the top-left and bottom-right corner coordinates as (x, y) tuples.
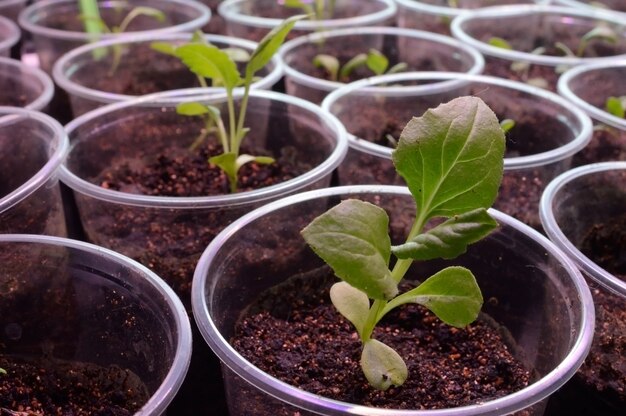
(540, 162), (626, 413)
(0, 234), (192, 415)
(219, 0), (397, 42)
(0, 14), (18, 56)
(555, 0), (626, 18)
(557, 60), (626, 165)
(279, 26), (484, 104)
(192, 185), (594, 416)
(0, 0), (27, 23)
(0, 56), (54, 111)
(18, 0), (211, 73)
(53, 32), (284, 116)
(450, 5), (626, 91)
(393, 0), (539, 36)
(321, 72), (592, 230)
(197, 0), (226, 34)
(0, 107), (68, 236)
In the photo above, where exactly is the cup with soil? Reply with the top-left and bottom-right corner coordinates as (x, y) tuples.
(0, 0), (27, 23)
(539, 162), (626, 415)
(53, 32), (284, 117)
(17, 0), (211, 74)
(197, 0), (227, 34)
(279, 26), (484, 104)
(191, 184), (594, 415)
(557, 60), (626, 166)
(0, 14), (18, 56)
(555, 0), (626, 19)
(0, 107), (68, 236)
(450, 5), (626, 92)
(218, 0), (397, 43)
(0, 233), (192, 415)
(0, 56), (54, 111)
(393, 0), (539, 36)
(321, 72), (592, 231)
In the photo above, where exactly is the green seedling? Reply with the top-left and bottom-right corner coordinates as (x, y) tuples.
(174, 15), (305, 193)
(0, 367), (6, 375)
(500, 118), (515, 133)
(488, 37), (549, 88)
(313, 49), (408, 82)
(282, 0), (335, 21)
(605, 96), (626, 118)
(78, 0), (165, 74)
(301, 96), (505, 390)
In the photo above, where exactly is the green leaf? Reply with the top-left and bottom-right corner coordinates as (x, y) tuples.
(313, 54), (339, 81)
(175, 44), (242, 90)
(488, 37), (512, 50)
(282, 0), (306, 8)
(330, 282), (370, 336)
(247, 15), (307, 77)
(339, 53), (367, 80)
(391, 208), (497, 260)
(605, 96), (625, 118)
(578, 25), (617, 56)
(222, 47), (251, 62)
(361, 339), (407, 390)
(554, 41), (575, 58)
(0, 367), (6, 375)
(191, 30), (206, 44)
(387, 62), (408, 75)
(150, 41), (178, 56)
(176, 102), (211, 116)
(391, 96), (505, 219)
(499, 118), (515, 133)
(301, 199), (398, 300)
(236, 154), (275, 169)
(384, 266), (483, 328)
(366, 49), (388, 75)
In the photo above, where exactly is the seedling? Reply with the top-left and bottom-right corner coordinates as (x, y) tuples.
(281, 0), (335, 21)
(500, 118), (515, 133)
(313, 49), (407, 82)
(78, 0), (166, 74)
(0, 367), (5, 375)
(302, 96), (505, 390)
(174, 15), (305, 193)
(488, 37), (549, 88)
(605, 96), (626, 118)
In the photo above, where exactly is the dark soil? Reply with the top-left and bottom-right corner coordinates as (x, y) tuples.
(0, 78), (29, 107)
(483, 57), (561, 92)
(0, 356), (150, 415)
(231, 269), (531, 412)
(573, 126), (626, 166)
(41, 7), (172, 33)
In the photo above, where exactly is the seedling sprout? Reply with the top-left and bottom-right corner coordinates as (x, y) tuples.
(313, 49), (407, 82)
(281, 0), (336, 21)
(605, 96), (626, 118)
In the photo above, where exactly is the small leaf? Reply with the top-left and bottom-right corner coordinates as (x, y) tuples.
(579, 25), (617, 56)
(222, 47), (251, 62)
(488, 37), (512, 50)
(392, 96), (505, 219)
(236, 154), (275, 169)
(387, 62), (408, 75)
(526, 77), (549, 89)
(301, 199), (398, 300)
(150, 41), (178, 56)
(361, 339), (407, 390)
(0, 368), (6, 375)
(282, 0), (306, 8)
(366, 49), (388, 75)
(191, 30), (206, 44)
(247, 15), (307, 76)
(605, 96), (625, 118)
(499, 118), (515, 133)
(176, 102), (211, 116)
(313, 54), (339, 81)
(339, 53), (367, 80)
(330, 282), (370, 336)
(554, 41), (575, 58)
(385, 266), (483, 328)
(176, 44), (242, 90)
(391, 208), (497, 260)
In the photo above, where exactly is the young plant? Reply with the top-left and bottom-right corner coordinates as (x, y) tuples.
(313, 49), (408, 82)
(488, 37), (549, 88)
(605, 96), (626, 118)
(301, 96), (505, 390)
(173, 15), (305, 193)
(281, 0), (335, 21)
(500, 118), (515, 133)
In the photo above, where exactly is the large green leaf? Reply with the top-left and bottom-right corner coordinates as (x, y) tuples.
(392, 96), (505, 219)
(330, 282), (370, 337)
(383, 266), (482, 328)
(361, 339), (407, 390)
(391, 208), (497, 260)
(176, 44), (242, 90)
(301, 199), (398, 300)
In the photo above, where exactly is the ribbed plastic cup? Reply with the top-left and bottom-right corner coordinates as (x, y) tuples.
(0, 0), (27, 23)
(555, 0), (626, 18)
(0, 14), (18, 56)
(0, 56), (53, 111)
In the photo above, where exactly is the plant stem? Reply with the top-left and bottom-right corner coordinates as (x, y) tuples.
(233, 73), (253, 155)
(361, 299), (385, 342)
(226, 89), (236, 154)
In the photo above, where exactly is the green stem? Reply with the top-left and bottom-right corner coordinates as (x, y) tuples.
(233, 73), (253, 156)
(226, 88), (236, 154)
(361, 299), (385, 342)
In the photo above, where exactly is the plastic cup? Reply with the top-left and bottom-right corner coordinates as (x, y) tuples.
(555, 0), (626, 18)
(0, 14), (18, 56)
(0, 0), (27, 23)
(0, 56), (53, 111)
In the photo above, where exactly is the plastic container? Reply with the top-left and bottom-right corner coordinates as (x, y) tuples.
(0, 14), (18, 56)
(450, 5), (626, 91)
(0, 107), (68, 236)
(192, 185), (595, 416)
(18, 0), (211, 73)
(321, 72), (592, 230)
(0, 0), (27, 23)
(0, 234), (192, 415)
(0, 56), (53, 111)
(53, 32), (284, 116)
(279, 26), (484, 104)
(219, 0), (397, 42)
(393, 0), (539, 36)
(540, 162), (626, 414)
(555, 0), (626, 18)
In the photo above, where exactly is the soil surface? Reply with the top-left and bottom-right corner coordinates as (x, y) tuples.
(0, 356), (149, 415)
(231, 269), (531, 411)
(573, 126), (626, 166)
(0, 78), (29, 107)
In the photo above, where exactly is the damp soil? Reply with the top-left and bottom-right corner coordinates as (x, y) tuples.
(231, 268), (531, 412)
(0, 78), (29, 107)
(573, 126), (626, 166)
(0, 356), (150, 415)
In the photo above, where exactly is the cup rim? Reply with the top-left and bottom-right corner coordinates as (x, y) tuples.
(555, 0), (626, 18)
(0, 0), (28, 8)
(0, 14), (19, 52)
(450, 4), (626, 67)
(191, 184), (595, 416)
(52, 32), (285, 105)
(0, 56), (54, 111)
(18, 0), (211, 42)
(320, 71), (593, 169)
(0, 233), (193, 415)
(279, 26), (485, 93)
(393, 0), (468, 17)
(557, 59), (626, 131)
(0, 107), (69, 214)
(218, 0), (397, 31)
(539, 161), (626, 297)
(59, 89), (348, 209)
